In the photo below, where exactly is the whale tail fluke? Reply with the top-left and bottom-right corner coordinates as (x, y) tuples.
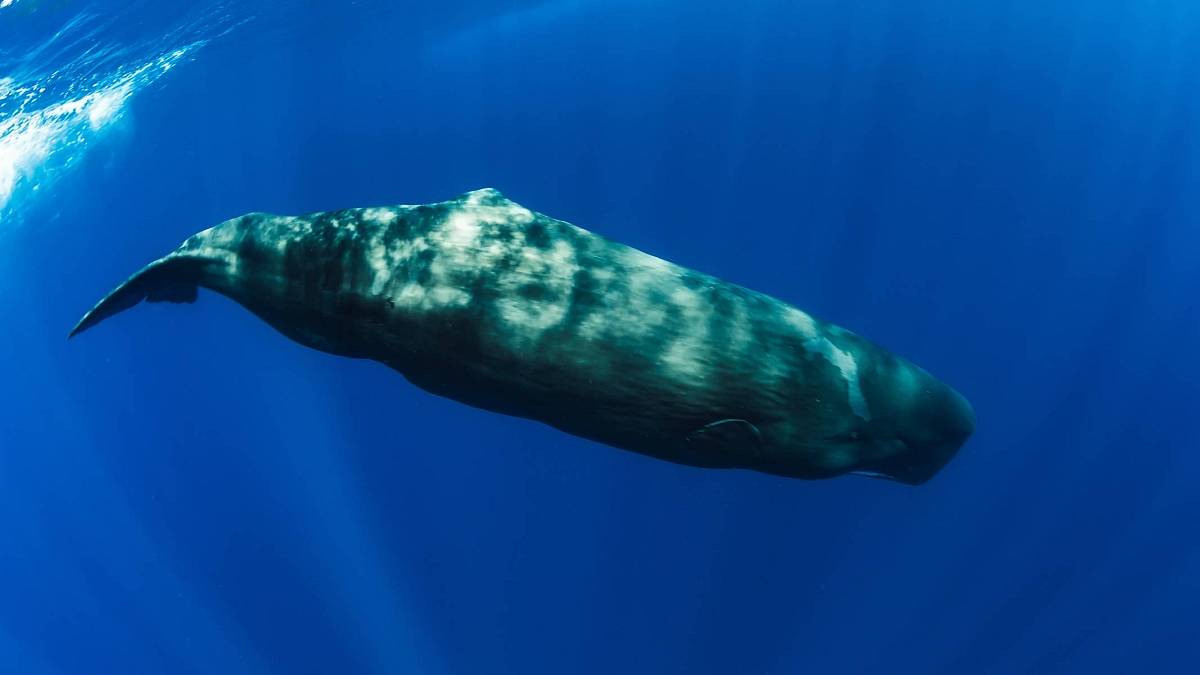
(69, 255), (210, 338)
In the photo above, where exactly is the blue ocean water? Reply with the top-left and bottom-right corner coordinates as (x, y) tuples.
(2, 0), (1198, 672)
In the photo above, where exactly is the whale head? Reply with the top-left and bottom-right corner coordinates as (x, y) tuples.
(844, 360), (975, 485)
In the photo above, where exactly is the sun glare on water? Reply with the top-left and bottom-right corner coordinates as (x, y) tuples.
(0, 0), (252, 225)
(0, 42), (202, 221)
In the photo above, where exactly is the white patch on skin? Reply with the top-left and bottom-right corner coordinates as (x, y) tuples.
(465, 189), (490, 206)
(480, 238), (507, 263)
(362, 208), (397, 225)
(661, 340), (706, 381)
(186, 218), (255, 279)
(637, 255), (676, 276)
(456, 189), (534, 224)
(669, 287), (694, 306)
(576, 298), (612, 340)
(444, 211), (482, 249)
(725, 299), (752, 356)
(578, 249), (672, 341)
(890, 362), (921, 407)
(497, 295), (568, 333)
(496, 202), (534, 223)
(390, 236), (429, 263)
(366, 239), (390, 294)
(388, 196), (562, 336)
(429, 286), (471, 306)
(804, 335), (870, 420)
(390, 272), (470, 311)
(396, 283), (427, 305)
(495, 239), (576, 339)
(782, 306), (817, 338)
(547, 238), (574, 268)
(357, 212), (475, 311)
(479, 204), (533, 226)
(657, 286), (711, 382)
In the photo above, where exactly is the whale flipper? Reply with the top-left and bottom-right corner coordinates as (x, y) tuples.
(686, 419), (764, 458)
(69, 256), (209, 338)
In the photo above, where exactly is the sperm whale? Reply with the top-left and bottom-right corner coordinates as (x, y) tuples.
(72, 188), (974, 484)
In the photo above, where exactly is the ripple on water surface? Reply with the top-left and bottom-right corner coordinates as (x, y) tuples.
(0, 1), (245, 223)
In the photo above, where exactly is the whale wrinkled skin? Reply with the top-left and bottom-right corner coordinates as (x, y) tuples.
(72, 188), (974, 484)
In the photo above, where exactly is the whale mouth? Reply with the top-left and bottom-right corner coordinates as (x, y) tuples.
(850, 437), (956, 485)
(842, 437), (907, 484)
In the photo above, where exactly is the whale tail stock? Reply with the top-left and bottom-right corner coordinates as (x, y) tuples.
(69, 255), (212, 338)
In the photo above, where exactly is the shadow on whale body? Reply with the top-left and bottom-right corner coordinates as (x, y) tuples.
(71, 189), (974, 486)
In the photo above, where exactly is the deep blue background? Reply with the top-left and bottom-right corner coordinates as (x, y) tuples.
(2, 1), (1199, 673)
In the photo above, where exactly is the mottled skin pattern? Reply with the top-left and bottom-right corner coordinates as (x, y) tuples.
(72, 188), (974, 484)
